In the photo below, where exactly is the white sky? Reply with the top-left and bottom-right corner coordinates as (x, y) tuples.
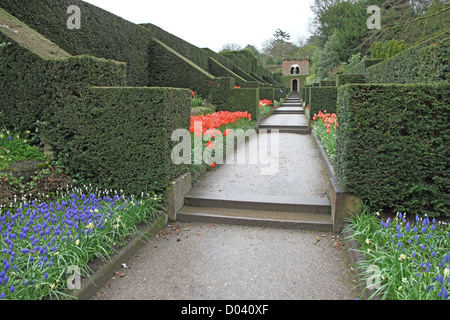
(82, 0), (315, 53)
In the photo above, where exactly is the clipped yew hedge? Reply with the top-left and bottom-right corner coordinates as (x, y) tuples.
(48, 87), (191, 195)
(336, 73), (366, 86)
(308, 87), (338, 116)
(0, 33), (48, 131)
(336, 83), (450, 217)
(365, 31), (450, 84)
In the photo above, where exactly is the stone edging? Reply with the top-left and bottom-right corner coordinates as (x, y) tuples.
(310, 129), (383, 299)
(310, 131), (363, 233)
(67, 213), (168, 300)
(342, 229), (382, 300)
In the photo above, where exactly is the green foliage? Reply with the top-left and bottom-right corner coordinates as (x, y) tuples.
(219, 88), (259, 121)
(314, 31), (342, 80)
(336, 83), (450, 217)
(347, 209), (450, 300)
(259, 87), (274, 102)
(336, 73), (366, 87)
(366, 31), (450, 84)
(46, 87), (191, 195)
(362, 1), (450, 50)
(0, 129), (46, 170)
(148, 38), (216, 98)
(371, 39), (408, 59)
(0, 34), (49, 132)
(308, 86), (338, 117)
(0, 0), (151, 86)
(207, 57), (247, 87)
(311, 0), (367, 60)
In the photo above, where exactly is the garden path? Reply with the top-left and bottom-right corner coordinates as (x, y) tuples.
(178, 92), (333, 230)
(93, 93), (361, 301)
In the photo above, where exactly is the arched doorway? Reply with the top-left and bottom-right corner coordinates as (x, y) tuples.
(292, 79), (298, 92)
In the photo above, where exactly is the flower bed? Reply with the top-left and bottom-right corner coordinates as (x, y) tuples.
(258, 99), (275, 118)
(188, 111), (255, 170)
(346, 209), (450, 300)
(189, 110), (252, 136)
(311, 110), (338, 163)
(0, 129), (46, 171)
(0, 186), (164, 300)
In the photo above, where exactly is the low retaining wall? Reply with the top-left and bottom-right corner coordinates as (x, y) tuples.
(310, 131), (363, 233)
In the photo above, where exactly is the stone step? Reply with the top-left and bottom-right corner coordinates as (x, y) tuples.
(274, 107), (304, 114)
(177, 206), (333, 231)
(184, 190), (331, 214)
(258, 124), (310, 134)
(280, 106), (303, 109)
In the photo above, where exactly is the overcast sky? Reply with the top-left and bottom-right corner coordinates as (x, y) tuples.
(82, 0), (315, 53)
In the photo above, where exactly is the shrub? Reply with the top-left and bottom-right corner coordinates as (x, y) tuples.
(371, 39), (408, 60)
(308, 87), (338, 117)
(336, 73), (366, 86)
(44, 87), (191, 195)
(336, 83), (450, 217)
(365, 31), (450, 84)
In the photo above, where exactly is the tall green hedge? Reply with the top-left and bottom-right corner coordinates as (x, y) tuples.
(336, 83), (450, 217)
(40, 55), (128, 150)
(371, 39), (407, 60)
(365, 31), (450, 84)
(0, 0), (151, 86)
(148, 38), (216, 98)
(259, 87), (274, 102)
(207, 57), (248, 87)
(336, 73), (366, 86)
(309, 87), (338, 116)
(46, 87), (191, 194)
(1, 18), (191, 195)
(219, 88), (259, 121)
(0, 33), (49, 131)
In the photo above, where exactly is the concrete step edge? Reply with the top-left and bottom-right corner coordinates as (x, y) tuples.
(184, 191), (330, 214)
(178, 206), (333, 231)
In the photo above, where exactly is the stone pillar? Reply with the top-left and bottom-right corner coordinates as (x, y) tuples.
(165, 172), (192, 222)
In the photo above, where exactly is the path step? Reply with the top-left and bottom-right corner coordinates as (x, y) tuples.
(274, 107), (304, 114)
(258, 124), (310, 134)
(177, 206), (332, 231)
(184, 190), (330, 214)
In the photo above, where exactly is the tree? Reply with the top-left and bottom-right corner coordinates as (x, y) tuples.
(310, 0), (367, 59)
(294, 44), (317, 59)
(313, 31), (342, 80)
(261, 38), (297, 60)
(359, 0), (450, 49)
(243, 44), (262, 60)
(262, 29), (298, 61)
(273, 29), (291, 41)
(219, 43), (243, 52)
